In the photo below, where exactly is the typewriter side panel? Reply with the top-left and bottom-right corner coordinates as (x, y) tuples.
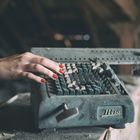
(30, 81), (47, 129)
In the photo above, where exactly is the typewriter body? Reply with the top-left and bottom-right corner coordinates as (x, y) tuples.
(31, 48), (139, 129)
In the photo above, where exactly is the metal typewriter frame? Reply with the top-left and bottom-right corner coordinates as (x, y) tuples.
(31, 48), (139, 129)
(31, 48), (140, 64)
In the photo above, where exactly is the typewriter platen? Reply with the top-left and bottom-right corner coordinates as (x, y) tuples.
(31, 48), (139, 129)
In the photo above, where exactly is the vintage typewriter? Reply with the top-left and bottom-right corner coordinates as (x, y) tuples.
(31, 48), (138, 130)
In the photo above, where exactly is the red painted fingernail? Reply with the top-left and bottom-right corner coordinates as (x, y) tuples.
(59, 69), (64, 74)
(52, 74), (58, 79)
(41, 79), (46, 84)
(59, 64), (64, 68)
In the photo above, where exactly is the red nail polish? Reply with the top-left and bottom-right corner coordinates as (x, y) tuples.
(59, 64), (64, 68)
(41, 79), (46, 83)
(59, 69), (64, 74)
(52, 74), (58, 79)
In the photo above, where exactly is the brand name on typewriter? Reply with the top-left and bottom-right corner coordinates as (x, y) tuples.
(97, 106), (123, 119)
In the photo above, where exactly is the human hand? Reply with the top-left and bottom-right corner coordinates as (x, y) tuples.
(0, 52), (64, 83)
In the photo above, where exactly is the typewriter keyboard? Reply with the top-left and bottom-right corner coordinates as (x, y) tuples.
(46, 62), (127, 96)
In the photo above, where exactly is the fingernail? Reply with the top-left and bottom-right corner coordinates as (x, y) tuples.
(52, 74), (58, 79)
(41, 79), (46, 84)
(59, 63), (64, 68)
(59, 69), (64, 74)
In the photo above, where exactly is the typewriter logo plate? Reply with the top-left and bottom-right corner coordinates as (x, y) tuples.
(97, 106), (123, 120)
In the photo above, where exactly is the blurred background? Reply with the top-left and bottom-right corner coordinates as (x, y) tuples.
(0, 0), (140, 54)
(0, 0), (140, 101)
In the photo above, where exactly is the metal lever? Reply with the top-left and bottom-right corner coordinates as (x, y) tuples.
(56, 103), (79, 122)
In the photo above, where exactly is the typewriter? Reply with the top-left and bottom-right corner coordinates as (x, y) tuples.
(31, 48), (138, 129)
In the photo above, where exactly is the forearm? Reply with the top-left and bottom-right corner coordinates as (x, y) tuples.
(0, 58), (13, 79)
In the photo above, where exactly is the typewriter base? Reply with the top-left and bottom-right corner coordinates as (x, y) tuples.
(31, 82), (134, 129)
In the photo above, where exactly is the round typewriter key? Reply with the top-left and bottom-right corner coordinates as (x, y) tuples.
(88, 88), (94, 94)
(91, 63), (96, 67)
(82, 90), (87, 95)
(100, 63), (107, 70)
(87, 63), (92, 68)
(66, 78), (71, 84)
(73, 68), (78, 73)
(80, 85), (86, 91)
(59, 78), (64, 83)
(72, 80), (76, 85)
(64, 74), (69, 78)
(72, 63), (76, 67)
(67, 63), (70, 67)
(66, 81), (72, 85)
(57, 88), (63, 95)
(66, 76), (70, 80)
(75, 86), (80, 90)
(76, 63), (81, 67)
(69, 88), (75, 95)
(63, 88), (69, 95)
(68, 84), (73, 88)
(67, 66), (71, 70)
(83, 68), (88, 73)
(77, 68), (83, 73)
(61, 83), (66, 88)
(56, 81), (61, 87)
(99, 68), (104, 73)
(94, 88), (101, 95)
(63, 67), (67, 71)
(105, 70), (113, 78)
(67, 69), (73, 74)
(111, 78), (116, 84)
(76, 90), (82, 95)
(105, 91), (110, 94)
